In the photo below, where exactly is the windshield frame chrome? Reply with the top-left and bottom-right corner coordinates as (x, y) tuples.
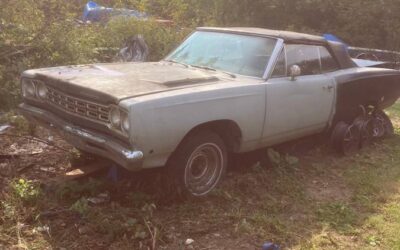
(263, 38), (284, 80)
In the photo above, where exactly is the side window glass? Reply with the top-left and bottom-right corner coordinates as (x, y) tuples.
(271, 49), (286, 78)
(319, 46), (339, 73)
(286, 45), (321, 76)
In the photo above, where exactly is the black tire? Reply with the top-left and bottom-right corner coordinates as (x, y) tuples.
(331, 121), (361, 155)
(166, 131), (228, 197)
(353, 116), (374, 148)
(331, 121), (348, 151)
(373, 110), (394, 138)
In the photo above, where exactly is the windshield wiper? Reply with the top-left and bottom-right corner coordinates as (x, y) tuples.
(164, 59), (189, 68)
(190, 65), (236, 78)
(165, 60), (236, 78)
(190, 65), (216, 71)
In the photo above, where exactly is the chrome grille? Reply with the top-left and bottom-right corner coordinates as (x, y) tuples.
(46, 87), (110, 123)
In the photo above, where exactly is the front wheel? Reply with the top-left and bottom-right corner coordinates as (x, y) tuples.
(167, 131), (227, 197)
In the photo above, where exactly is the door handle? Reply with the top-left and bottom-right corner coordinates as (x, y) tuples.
(323, 85), (334, 91)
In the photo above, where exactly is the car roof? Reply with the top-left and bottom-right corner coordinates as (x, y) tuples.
(197, 27), (357, 69)
(197, 27), (327, 45)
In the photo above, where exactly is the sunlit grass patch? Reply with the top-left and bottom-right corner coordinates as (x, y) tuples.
(362, 198), (400, 249)
(316, 202), (357, 233)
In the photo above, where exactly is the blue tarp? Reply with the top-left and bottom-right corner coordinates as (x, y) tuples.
(82, 1), (148, 23)
(323, 33), (348, 48)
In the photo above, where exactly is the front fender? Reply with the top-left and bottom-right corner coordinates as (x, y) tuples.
(124, 83), (266, 168)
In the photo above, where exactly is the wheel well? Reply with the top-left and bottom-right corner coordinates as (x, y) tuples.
(180, 120), (242, 153)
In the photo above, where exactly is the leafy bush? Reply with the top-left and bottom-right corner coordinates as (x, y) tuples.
(70, 197), (90, 216)
(0, 0), (187, 111)
(12, 179), (41, 203)
(102, 18), (188, 61)
(0, 111), (35, 135)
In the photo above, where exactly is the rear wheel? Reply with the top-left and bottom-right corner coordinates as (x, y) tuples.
(167, 131), (227, 197)
(331, 121), (361, 155)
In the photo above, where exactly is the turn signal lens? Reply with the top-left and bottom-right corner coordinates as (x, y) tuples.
(121, 112), (130, 133)
(110, 107), (121, 127)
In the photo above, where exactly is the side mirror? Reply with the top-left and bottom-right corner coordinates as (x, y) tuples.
(289, 65), (301, 81)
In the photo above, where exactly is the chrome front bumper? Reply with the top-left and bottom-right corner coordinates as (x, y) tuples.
(18, 103), (144, 171)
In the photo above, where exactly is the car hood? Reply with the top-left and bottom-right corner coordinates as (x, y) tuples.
(24, 62), (224, 103)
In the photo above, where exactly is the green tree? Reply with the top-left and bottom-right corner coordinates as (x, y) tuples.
(1, 0), (400, 111)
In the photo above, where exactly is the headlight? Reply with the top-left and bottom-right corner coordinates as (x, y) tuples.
(109, 106), (130, 136)
(110, 107), (121, 127)
(22, 79), (36, 98)
(121, 112), (130, 133)
(36, 81), (48, 99)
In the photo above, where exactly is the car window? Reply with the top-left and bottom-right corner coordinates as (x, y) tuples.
(286, 44), (321, 76)
(166, 31), (277, 78)
(271, 49), (286, 78)
(319, 46), (339, 73)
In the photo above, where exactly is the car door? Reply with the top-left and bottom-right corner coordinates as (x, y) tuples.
(261, 44), (337, 146)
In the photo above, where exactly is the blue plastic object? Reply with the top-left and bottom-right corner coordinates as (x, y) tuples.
(83, 1), (112, 22)
(107, 164), (119, 182)
(262, 242), (280, 250)
(323, 33), (349, 47)
(82, 1), (147, 23)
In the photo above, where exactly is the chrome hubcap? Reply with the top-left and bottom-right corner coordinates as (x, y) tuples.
(184, 143), (224, 196)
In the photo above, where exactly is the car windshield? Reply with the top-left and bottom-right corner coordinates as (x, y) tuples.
(165, 31), (278, 78)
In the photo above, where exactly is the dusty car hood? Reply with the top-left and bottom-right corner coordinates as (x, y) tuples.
(25, 62), (223, 103)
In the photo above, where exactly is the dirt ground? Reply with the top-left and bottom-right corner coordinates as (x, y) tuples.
(1, 104), (400, 250)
